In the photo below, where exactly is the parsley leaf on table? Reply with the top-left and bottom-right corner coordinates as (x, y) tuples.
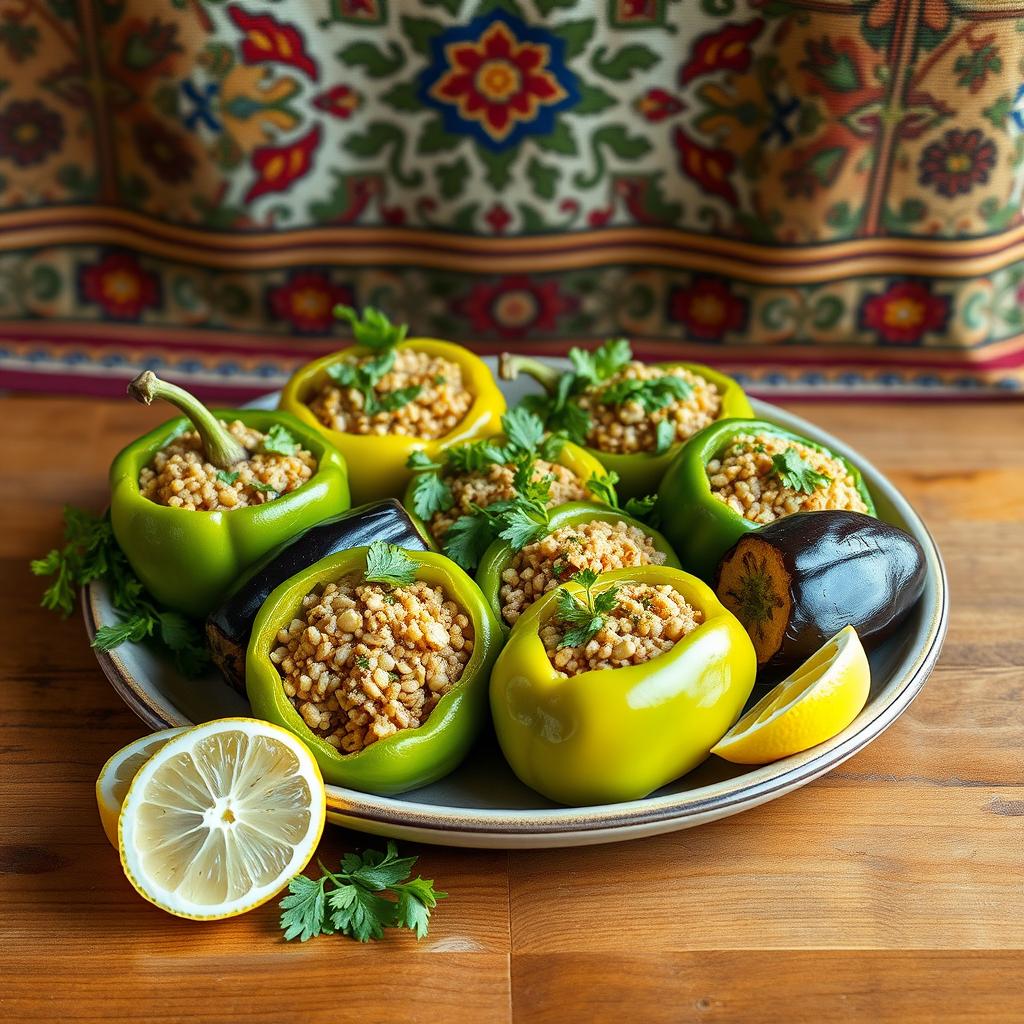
(31, 507), (211, 677)
(279, 842), (446, 943)
(770, 447), (831, 494)
(364, 541), (419, 587)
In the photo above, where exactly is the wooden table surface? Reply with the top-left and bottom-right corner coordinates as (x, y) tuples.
(2, 395), (1022, 1023)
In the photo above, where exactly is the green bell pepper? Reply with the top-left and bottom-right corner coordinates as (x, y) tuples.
(657, 417), (877, 582)
(402, 436), (610, 550)
(246, 547), (502, 795)
(110, 372), (350, 618)
(501, 354), (753, 499)
(490, 564), (757, 805)
(475, 500), (681, 630)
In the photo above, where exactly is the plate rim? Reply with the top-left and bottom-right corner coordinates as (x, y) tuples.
(85, 393), (948, 838)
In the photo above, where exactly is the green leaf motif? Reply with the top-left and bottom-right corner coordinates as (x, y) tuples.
(436, 156), (470, 199)
(401, 15), (443, 56)
(533, 121), (577, 155)
(553, 19), (594, 59)
(573, 126), (651, 188)
(574, 83), (617, 115)
(800, 38), (860, 92)
(526, 157), (560, 200)
(983, 93), (1011, 128)
(517, 203), (546, 232)
(590, 43), (658, 82)
(478, 146), (517, 190)
(535, 0), (575, 12)
(422, 0), (462, 12)
(380, 80), (420, 112)
(955, 44), (1001, 92)
(417, 117), (454, 154)
(336, 40), (404, 78)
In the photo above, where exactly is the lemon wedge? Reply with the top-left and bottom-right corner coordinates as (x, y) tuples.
(711, 625), (870, 765)
(118, 718), (326, 920)
(96, 727), (189, 847)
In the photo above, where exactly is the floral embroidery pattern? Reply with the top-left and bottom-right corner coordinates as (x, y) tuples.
(669, 278), (748, 341)
(455, 275), (576, 339)
(269, 271), (353, 333)
(0, 100), (63, 167)
(918, 128), (997, 197)
(78, 252), (161, 321)
(860, 281), (951, 345)
(419, 11), (578, 151)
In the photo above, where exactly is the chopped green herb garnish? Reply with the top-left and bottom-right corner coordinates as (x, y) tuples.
(555, 569), (621, 649)
(31, 507), (210, 676)
(770, 447), (831, 494)
(568, 338), (632, 385)
(406, 451), (443, 472)
(279, 841), (446, 943)
(364, 541), (418, 587)
(600, 374), (692, 414)
(409, 471), (454, 521)
(261, 423), (300, 456)
(584, 471), (659, 524)
(654, 418), (676, 455)
(356, 656), (371, 669)
(334, 305), (407, 351)
(443, 510), (498, 573)
(447, 440), (509, 474)
(501, 406), (546, 456)
(216, 470), (240, 485)
(326, 340), (422, 417)
(249, 480), (277, 495)
(434, 374), (446, 386)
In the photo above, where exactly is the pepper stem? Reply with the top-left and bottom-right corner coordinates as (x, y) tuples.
(127, 371), (248, 470)
(498, 353), (562, 393)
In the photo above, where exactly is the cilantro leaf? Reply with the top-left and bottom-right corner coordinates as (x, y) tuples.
(406, 451), (443, 471)
(568, 338), (633, 384)
(496, 506), (548, 550)
(601, 375), (692, 413)
(770, 447), (831, 494)
(248, 480), (277, 495)
(573, 568), (600, 590)
(326, 348), (420, 416)
(93, 614), (154, 651)
(520, 374), (592, 446)
(447, 440), (508, 473)
(279, 874), (329, 942)
(501, 406), (545, 456)
(261, 424), (300, 456)
(281, 843), (446, 944)
(443, 511), (499, 572)
(216, 470), (239, 485)
(365, 383), (422, 415)
(555, 570), (621, 649)
(334, 305), (407, 351)
(364, 541), (418, 587)
(585, 472), (619, 507)
(624, 494), (660, 522)
(654, 418), (676, 455)
(409, 472), (453, 521)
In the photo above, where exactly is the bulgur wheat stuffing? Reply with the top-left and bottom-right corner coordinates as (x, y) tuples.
(310, 347), (472, 439)
(271, 577), (473, 754)
(138, 420), (316, 511)
(429, 459), (586, 544)
(500, 519), (666, 626)
(579, 363), (721, 454)
(707, 432), (868, 525)
(542, 583), (703, 676)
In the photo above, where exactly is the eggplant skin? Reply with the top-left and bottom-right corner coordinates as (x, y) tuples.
(206, 500), (429, 691)
(715, 510), (927, 669)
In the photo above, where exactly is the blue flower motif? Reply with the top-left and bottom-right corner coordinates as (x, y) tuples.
(418, 11), (579, 152)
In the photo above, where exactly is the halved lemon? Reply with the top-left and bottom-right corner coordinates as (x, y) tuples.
(711, 625), (870, 765)
(118, 718), (326, 921)
(96, 727), (189, 847)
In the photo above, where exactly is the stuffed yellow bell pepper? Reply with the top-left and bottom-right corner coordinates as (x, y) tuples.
(279, 306), (506, 505)
(490, 565), (756, 806)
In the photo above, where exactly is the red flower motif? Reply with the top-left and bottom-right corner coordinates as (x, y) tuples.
(860, 281), (950, 345)
(918, 128), (996, 198)
(429, 19), (570, 145)
(269, 272), (353, 334)
(228, 5), (318, 81)
(133, 119), (196, 184)
(485, 203), (512, 234)
(79, 252), (160, 320)
(669, 278), (747, 341)
(456, 276), (575, 340)
(680, 19), (764, 84)
(0, 99), (63, 167)
(246, 125), (321, 202)
(634, 88), (684, 123)
(312, 85), (361, 120)
(673, 127), (738, 205)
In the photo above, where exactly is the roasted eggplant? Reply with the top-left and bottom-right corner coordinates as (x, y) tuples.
(206, 500), (429, 690)
(714, 510), (926, 669)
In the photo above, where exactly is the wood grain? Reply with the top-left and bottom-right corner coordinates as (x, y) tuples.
(1, 395), (1021, 1022)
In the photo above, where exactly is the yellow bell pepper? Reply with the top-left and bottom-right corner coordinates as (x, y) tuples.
(489, 565), (757, 805)
(279, 338), (506, 505)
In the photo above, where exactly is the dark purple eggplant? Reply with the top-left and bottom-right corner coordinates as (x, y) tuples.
(206, 500), (429, 690)
(714, 510), (926, 669)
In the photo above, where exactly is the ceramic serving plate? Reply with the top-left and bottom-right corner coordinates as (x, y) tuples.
(84, 360), (948, 848)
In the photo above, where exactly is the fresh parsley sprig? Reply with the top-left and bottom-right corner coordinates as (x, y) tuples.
(260, 423), (300, 456)
(555, 569), (621, 649)
(334, 305), (408, 351)
(31, 506), (211, 677)
(585, 472), (661, 524)
(364, 541), (419, 587)
(600, 374), (692, 414)
(770, 447), (831, 494)
(279, 841), (446, 943)
(569, 338), (633, 385)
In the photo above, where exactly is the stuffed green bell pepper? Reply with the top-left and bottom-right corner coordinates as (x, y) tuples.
(475, 500), (680, 630)
(490, 564), (757, 805)
(500, 338), (753, 500)
(246, 541), (502, 795)
(110, 371), (350, 618)
(401, 406), (609, 552)
(657, 417), (877, 581)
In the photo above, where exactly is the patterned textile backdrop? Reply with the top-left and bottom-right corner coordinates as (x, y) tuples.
(2, 0), (1024, 397)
